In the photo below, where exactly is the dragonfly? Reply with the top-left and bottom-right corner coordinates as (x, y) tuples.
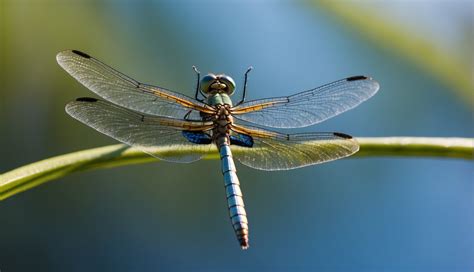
(57, 49), (379, 249)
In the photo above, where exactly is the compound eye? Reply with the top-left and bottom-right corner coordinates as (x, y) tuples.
(219, 75), (236, 95)
(200, 74), (217, 94)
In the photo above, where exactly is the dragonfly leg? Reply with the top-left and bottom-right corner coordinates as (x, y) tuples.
(192, 65), (205, 102)
(236, 66), (253, 106)
(183, 109), (192, 120)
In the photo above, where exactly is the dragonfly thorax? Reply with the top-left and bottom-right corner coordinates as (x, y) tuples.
(200, 73), (236, 96)
(210, 104), (234, 138)
(207, 93), (234, 107)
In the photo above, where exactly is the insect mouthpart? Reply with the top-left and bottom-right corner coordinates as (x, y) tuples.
(211, 81), (228, 90)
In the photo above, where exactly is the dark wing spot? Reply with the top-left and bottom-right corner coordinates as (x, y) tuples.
(72, 50), (91, 59)
(346, 75), (368, 81)
(333, 132), (353, 139)
(76, 97), (98, 102)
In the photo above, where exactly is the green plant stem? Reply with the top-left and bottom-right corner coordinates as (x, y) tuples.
(1, 137), (472, 201)
(355, 137), (473, 159)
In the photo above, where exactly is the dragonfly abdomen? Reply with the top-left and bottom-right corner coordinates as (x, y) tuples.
(217, 136), (249, 249)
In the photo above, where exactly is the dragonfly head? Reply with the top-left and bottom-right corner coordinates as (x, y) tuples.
(200, 73), (236, 96)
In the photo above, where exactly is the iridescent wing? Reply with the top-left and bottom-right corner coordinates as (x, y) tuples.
(65, 97), (216, 163)
(57, 50), (214, 120)
(231, 124), (358, 171)
(231, 76), (379, 128)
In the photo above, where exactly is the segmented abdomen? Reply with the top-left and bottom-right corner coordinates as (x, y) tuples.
(218, 137), (249, 249)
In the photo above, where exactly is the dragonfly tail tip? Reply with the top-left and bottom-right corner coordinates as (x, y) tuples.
(239, 238), (250, 250)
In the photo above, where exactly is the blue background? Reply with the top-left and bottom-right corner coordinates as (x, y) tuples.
(0, 1), (472, 271)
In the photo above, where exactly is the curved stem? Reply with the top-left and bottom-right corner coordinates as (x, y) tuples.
(1, 137), (472, 201)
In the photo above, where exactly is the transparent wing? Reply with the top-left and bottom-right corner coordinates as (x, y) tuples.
(231, 76), (379, 128)
(57, 50), (214, 120)
(231, 124), (359, 171)
(65, 97), (216, 163)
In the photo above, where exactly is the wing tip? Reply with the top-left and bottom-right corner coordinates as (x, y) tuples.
(333, 132), (360, 154)
(346, 75), (380, 95)
(56, 50), (67, 65)
(56, 49), (91, 64)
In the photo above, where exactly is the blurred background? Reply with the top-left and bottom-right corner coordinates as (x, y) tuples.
(0, 0), (473, 271)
